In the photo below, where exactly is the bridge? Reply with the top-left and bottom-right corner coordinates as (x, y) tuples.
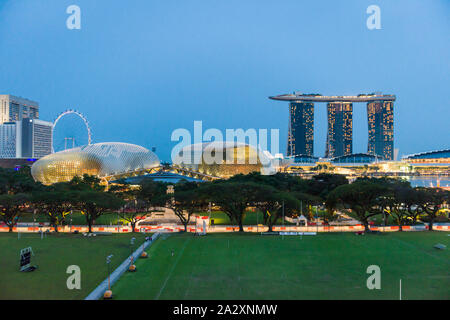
(100, 164), (220, 185)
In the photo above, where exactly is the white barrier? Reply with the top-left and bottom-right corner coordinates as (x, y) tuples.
(1, 223), (448, 234)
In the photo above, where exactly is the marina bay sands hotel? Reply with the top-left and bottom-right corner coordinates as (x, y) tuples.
(269, 93), (395, 160)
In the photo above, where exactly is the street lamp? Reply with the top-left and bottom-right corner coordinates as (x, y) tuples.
(70, 210), (73, 233)
(140, 236), (149, 259)
(256, 208), (259, 233)
(282, 200), (285, 240)
(315, 206), (318, 233)
(208, 201), (212, 229)
(103, 254), (113, 299)
(128, 237), (137, 272)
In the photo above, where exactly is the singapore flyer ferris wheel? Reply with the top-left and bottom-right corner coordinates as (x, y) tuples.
(52, 109), (92, 153)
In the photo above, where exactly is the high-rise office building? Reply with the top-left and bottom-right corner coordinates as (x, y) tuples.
(0, 119), (52, 159)
(22, 119), (53, 158)
(0, 122), (20, 158)
(0, 95), (39, 124)
(287, 102), (314, 156)
(270, 93), (395, 159)
(367, 101), (394, 160)
(325, 102), (353, 158)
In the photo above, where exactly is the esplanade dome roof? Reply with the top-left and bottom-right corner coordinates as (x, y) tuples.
(31, 142), (160, 184)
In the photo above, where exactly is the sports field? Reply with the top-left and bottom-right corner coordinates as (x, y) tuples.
(112, 232), (450, 300)
(0, 232), (147, 299)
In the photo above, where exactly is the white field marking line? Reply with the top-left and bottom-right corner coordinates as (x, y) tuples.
(183, 238), (204, 299)
(235, 239), (242, 295)
(391, 237), (449, 264)
(399, 279), (402, 300)
(183, 261), (194, 300)
(155, 237), (191, 300)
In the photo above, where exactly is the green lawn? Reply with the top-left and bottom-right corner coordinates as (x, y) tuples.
(0, 232), (148, 300)
(112, 232), (450, 300)
(207, 211), (295, 225)
(18, 210), (294, 226)
(18, 211), (130, 225)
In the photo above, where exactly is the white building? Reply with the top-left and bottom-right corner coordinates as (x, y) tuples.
(0, 94), (39, 124)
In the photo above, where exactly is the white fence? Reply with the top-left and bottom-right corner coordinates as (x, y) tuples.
(2, 223), (449, 233)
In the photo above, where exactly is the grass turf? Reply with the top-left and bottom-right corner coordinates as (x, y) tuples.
(18, 210), (294, 226)
(112, 232), (450, 300)
(0, 232), (148, 299)
(17, 211), (131, 225)
(205, 211), (295, 225)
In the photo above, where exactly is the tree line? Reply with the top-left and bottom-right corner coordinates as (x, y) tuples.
(0, 167), (448, 233)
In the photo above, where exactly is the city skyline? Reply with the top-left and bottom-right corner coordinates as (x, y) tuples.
(0, 1), (449, 161)
(271, 93), (395, 160)
(0, 1), (449, 306)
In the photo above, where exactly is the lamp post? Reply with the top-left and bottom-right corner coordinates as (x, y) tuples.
(140, 235), (148, 259)
(282, 200), (285, 240)
(208, 202), (212, 229)
(70, 210), (73, 233)
(17, 216), (20, 239)
(128, 237), (137, 272)
(103, 254), (113, 299)
(316, 206), (318, 233)
(256, 208), (259, 233)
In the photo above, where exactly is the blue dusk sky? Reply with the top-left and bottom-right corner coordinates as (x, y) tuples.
(0, 0), (449, 161)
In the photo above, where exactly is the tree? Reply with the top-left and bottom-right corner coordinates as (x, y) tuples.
(118, 200), (149, 232)
(369, 178), (413, 231)
(0, 167), (39, 232)
(384, 185), (413, 231)
(228, 173), (312, 230)
(406, 188), (426, 224)
(291, 191), (323, 221)
(0, 167), (41, 195)
(69, 174), (105, 192)
(0, 193), (29, 232)
(304, 173), (349, 200)
(72, 190), (124, 233)
(110, 181), (164, 232)
(137, 179), (168, 210)
(228, 172), (303, 192)
(251, 184), (300, 232)
(327, 180), (388, 232)
(32, 183), (73, 232)
(200, 181), (259, 232)
(416, 187), (450, 231)
(62, 174), (125, 232)
(162, 182), (207, 232)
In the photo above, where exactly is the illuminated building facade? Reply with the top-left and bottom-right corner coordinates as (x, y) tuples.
(173, 141), (276, 178)
(287, 102), (314, 157)
(403, 149), (450, 164)
(31, 142), (160, 184)
(269, 93), (396, 159)
(367, 101), (394, 160)
(325, 102), (353, 158)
